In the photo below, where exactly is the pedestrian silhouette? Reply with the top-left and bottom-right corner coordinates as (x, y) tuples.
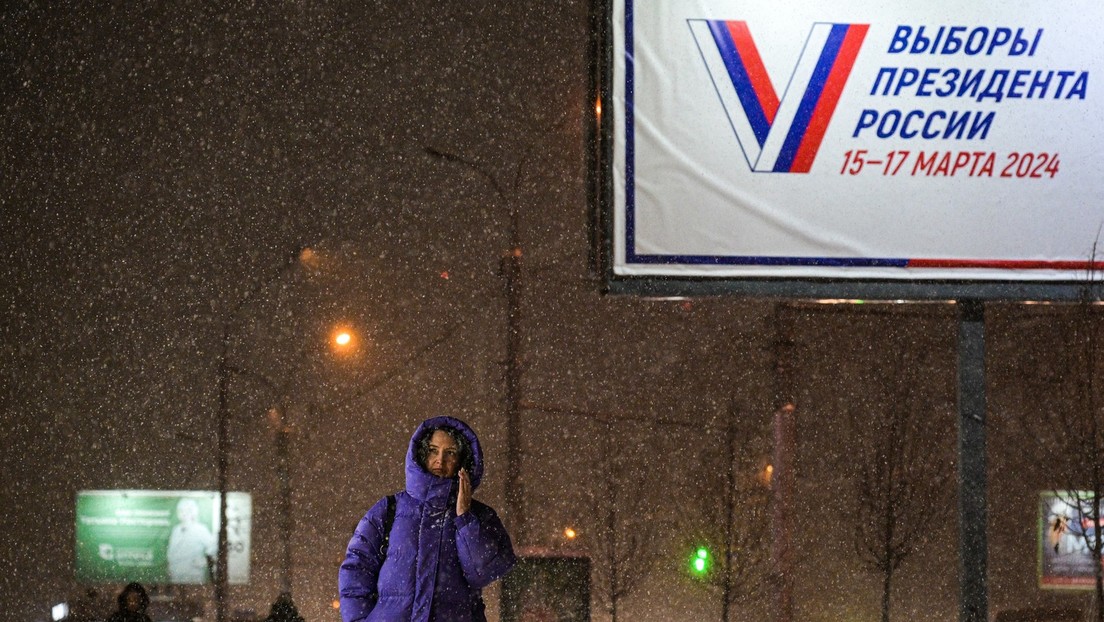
(106, 582), (152, 622)
(264, 592), (305, 622)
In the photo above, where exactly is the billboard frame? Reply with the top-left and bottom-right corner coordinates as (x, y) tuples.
(74, 489), (251, 587)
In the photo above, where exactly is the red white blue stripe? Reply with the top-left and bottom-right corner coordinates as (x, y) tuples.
(690, 20), (868, 173)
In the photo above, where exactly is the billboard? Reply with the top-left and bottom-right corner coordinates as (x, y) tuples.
(603, 0), (1104, 296)
(75, 490), (251, 585)
(1039, 491), (1103, 589)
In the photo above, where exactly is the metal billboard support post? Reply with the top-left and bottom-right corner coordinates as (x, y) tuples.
(957, 300), (988, 622)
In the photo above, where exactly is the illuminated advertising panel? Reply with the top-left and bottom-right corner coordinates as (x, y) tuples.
(75, 490), (251, 585)
(1040, 491), (1101, 589)
(605, 0), (1104, 294)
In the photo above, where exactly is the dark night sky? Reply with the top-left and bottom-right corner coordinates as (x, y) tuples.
(1, 3), (1099, 621)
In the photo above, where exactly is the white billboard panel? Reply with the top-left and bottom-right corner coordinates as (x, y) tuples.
(611, 0), (1104, 282)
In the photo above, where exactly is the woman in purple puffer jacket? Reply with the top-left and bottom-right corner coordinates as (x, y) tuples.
(339, 416), (517, 622)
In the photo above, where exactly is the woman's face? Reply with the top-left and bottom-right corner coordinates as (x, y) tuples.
(425, 430), (460, 478)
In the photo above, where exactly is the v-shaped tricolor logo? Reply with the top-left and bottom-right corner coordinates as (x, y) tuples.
(689, 20), (868, 173)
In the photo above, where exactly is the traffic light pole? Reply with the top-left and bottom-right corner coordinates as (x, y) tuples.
(721, 417), (736, 622)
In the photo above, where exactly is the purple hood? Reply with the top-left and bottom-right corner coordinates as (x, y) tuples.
(404, 416), (484, 502)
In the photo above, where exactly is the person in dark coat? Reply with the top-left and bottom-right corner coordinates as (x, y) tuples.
(264, 592), (306, 622)
(105, 582), (152, 622)
(338, 416), (517, 622)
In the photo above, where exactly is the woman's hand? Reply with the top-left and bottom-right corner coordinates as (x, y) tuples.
(457, 468), (472, 516)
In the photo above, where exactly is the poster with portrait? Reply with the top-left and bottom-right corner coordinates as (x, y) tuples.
(1040, 491), (1102, 589)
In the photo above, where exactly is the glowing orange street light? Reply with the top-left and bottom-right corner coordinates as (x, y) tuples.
(330, 326), (357, 355)
(563, 527), (577, 540)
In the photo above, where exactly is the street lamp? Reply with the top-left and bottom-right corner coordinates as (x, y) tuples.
(424, 145), (527, 544)
(330, 326), (359, 355)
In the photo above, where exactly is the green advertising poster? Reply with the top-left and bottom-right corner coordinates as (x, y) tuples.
(75, 490), (251, 585)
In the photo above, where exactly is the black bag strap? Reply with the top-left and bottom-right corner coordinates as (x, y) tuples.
(380, 494), (397, 558)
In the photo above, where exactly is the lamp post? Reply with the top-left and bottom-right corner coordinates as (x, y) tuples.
(214, 247), (319, 622)
(770, 303), (797, 622)
(271, 402), (300, 596)
(424, 146), (527, 543)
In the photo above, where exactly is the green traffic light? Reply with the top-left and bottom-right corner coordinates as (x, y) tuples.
(691, 547), (710, 576)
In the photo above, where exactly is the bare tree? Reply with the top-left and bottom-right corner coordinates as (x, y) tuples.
(1025, 248), (1104, 621)
(589, 420), (669, 622)
(683, 409), (771, 621)
(850, 347), (954, 622)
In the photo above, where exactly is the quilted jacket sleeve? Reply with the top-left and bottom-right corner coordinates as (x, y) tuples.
(454, 501), (517, 589)
(338, 498), (388, 622)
